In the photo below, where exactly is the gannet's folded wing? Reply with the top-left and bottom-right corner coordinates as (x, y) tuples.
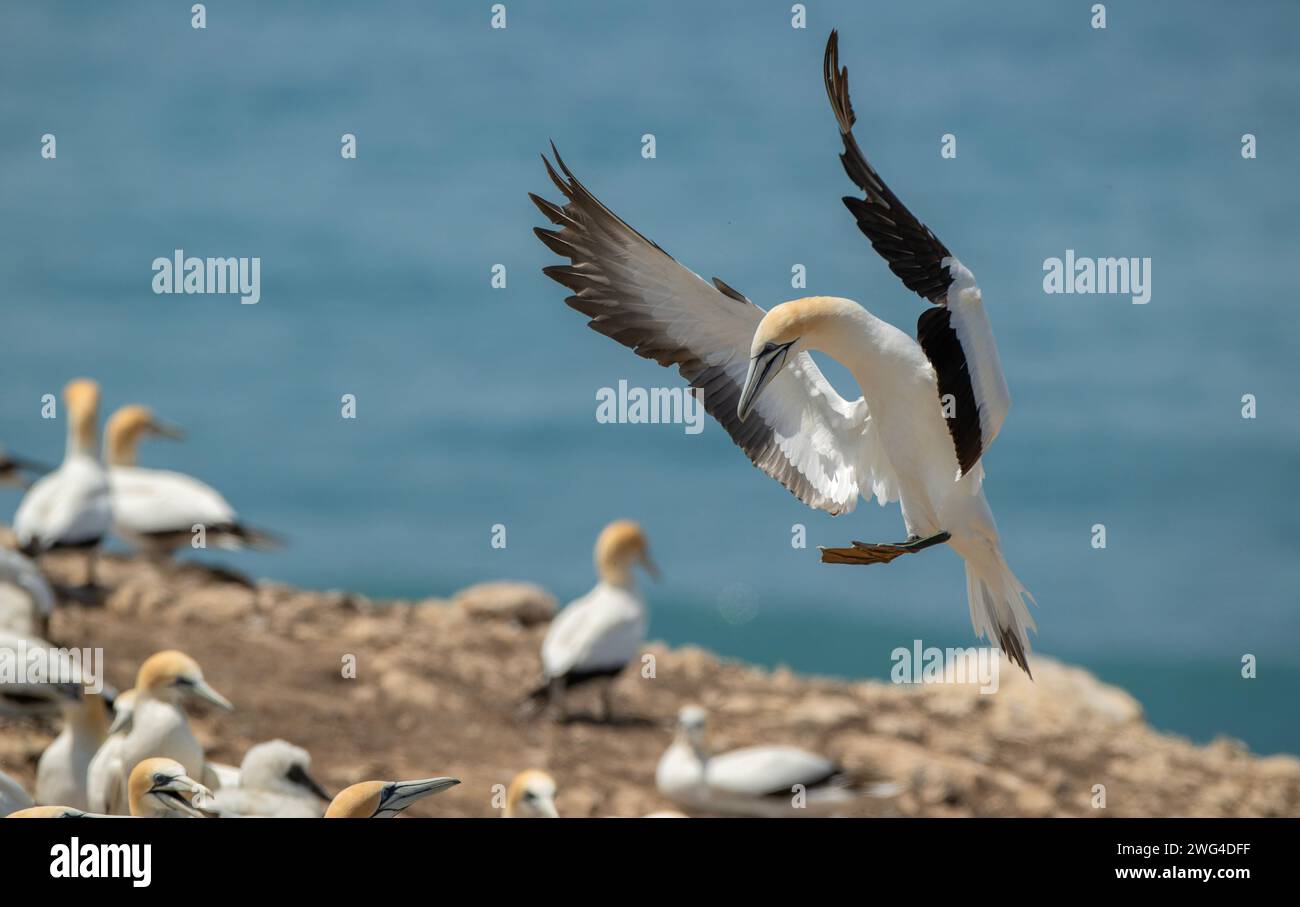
(824, 31), (1010, 476)
(540, 587), (642, 678)
(532, 147), (896, 514)
(706, 745), (841, 797)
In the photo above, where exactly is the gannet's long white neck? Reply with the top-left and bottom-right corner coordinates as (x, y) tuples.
(790, 297), (919, 404)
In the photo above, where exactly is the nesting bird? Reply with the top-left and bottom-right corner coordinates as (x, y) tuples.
(87, 650), (232, 815)
(532, 30), (1037, 673)
(104, 404), (278, 558)
(527, 520), (657, 720)
(324, 776), (460, 818)
(13, 379), (112, 587)
(208, 739), (331, 818)
(36, 692), (112, 810)
(656, 705), (891, 817)
(504, 770), (558, 818)
(127, 757), (213, 818)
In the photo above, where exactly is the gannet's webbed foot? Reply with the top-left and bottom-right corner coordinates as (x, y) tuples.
(819, 531), (951, 566)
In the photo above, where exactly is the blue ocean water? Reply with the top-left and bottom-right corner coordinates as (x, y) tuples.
(1, 2), (1296, 752)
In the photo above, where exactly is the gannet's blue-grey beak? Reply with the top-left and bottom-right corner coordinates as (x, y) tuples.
(737, 341), (794, 422)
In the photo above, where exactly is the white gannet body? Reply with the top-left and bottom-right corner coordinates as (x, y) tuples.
(210, 739), (331, 818)
(103, 405), (277, 556)
(0, 768), (34, 816)
(504, 770), (559, 818)
(531, 31), (1036, 674)
(0, 547), (55, 637)
(36, 692), (111, 810)
(13, 379), (112, 585)
(324, 776), (460, 818)
(0, 630), (85, 717)
(656, 706), (883, 817)
(531, 520), (656, 719)
(87, 650), (232, 815)
(127, 757), (213, 818)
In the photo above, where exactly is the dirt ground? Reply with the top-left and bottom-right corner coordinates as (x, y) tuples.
(2, 552), (1297, 818)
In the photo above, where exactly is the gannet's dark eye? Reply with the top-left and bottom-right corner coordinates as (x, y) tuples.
(762, 341), (778, 354)
(153, 773), (170, 786)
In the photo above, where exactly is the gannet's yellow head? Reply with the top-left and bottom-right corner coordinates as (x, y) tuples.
(63, 378), (101, 451)
(324, 776), (460, 818)
(104, 404), (185, 466)
(135, 650), (233, 712)
(595, 519), (659, 585)
(676, 704), (709, 750)
(738, 297), (856, 422)
(505, 770), (558, 818)
(127, 757), (213, 818)
(5, 805), (98, 818)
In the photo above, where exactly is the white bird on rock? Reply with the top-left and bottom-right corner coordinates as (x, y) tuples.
(13, 379), (112, 588)
(36, 692), (112, 810)
(531, 31), (1036, 673)
(104, 404), (279, 557)
(209, 739), (331, 818)
(656, 705), (896, 817)
(526, 520), (657, 720)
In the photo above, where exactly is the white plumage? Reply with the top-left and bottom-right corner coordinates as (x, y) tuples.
(0, 547), (55, 637)
(209, 739), (330, 818)
(36, 693), (111, 810)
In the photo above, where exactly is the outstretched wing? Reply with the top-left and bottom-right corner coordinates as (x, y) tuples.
(824, 30), (1010, 476)
(531, 147), (898, 515)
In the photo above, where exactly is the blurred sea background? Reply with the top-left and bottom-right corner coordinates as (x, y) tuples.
(1, 1), (1296, 753)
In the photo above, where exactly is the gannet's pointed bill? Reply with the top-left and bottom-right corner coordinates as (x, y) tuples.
(128, 758), (213, 818)
(286, 763), (332, 802)
(325, 777), (460, 818)
(738, 339), (796, 422)
(824, 30), (1010, 476)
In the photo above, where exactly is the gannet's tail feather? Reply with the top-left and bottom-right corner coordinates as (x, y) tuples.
(962, 548), (1036, 677)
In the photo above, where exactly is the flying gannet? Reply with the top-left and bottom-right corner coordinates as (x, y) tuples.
(13, 379), (113, 588)
(531, 31), (1036, 673)
(0, 445), (48, 488)
(324, 776), (460, 818)
(104, 404), (279, 558)
(127, 757), (213, 818)
(0, 546), (56, 638)
(504, 770), (559, 818)
(0, 768), (34, 816)
(655, 705), (893, 817)
(209, 739), (331, 818)
(36, 692), (111, 810)
(526, 520), (657, 720)
(87, 650), (232, 815)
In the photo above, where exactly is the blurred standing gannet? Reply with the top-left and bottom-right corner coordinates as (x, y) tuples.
(531, 31), (1036, 673)
(504, 770), (559, 818)
(0, 768), (34, 815)
(127, 757), (213, 818)
(87, 650), (232, 815)
(13, 379), (112, 588)
(324, 776), (460, 818)
(209, 739), (331, 818)
(36, 692), (111, 810)
(104, 405), (278, 557)
(0, 546), (55, 638)
(527, 520), (657, 720)
(656, 706), (890, 817)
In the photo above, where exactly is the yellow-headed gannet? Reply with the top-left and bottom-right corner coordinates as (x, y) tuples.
(0, 445), (49, 488)
(209, 739), (331, 818)
(526, 520), (657, 720)
(104, 404), (279, 557)
(36, 692), (111, 810)
(13, 379), (113, 588)
(656, 706), (890, 817)
(531, 31), (1036, 673)
(0, 768), (34, 816)
(0, 629), (85, 717)
(504, 770), (559, 818)
(0, 546), (55, 638)
(324, 776), (460, 818)
(127, 757), (213, 818)
(87, 650), (232, 815)
(6, 805), (113, 818)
